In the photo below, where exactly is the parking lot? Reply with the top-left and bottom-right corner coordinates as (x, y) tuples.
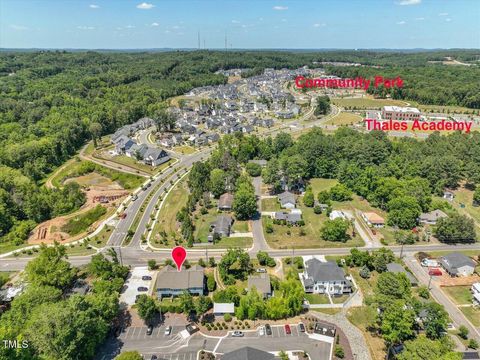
(140, 351), (197, 360)
(119, 266), (155, 306)
(118, 325), (183, 341)
(217, 324), (331, 359)
(228, 324), (306, 339)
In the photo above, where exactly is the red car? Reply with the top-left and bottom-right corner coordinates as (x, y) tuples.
(284, 324), (291, 335)
(429, 268), (442, 276)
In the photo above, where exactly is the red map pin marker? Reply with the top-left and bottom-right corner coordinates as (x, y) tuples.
(171, 246), (187, 272)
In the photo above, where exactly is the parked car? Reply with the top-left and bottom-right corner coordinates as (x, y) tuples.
(256, 268), (267, 273)
(232, 331), (244, 337)
(119, 213), (127, 219)
(265, 324), (272, 335)
(150, 356), (157, 360)
(186, 323), (199, 335)
(165, 326), (172, 336)
(298, 323), (305, 332)
(422, 258), (439, 267)
(259, 326), (265, 336)
(146, 325), (153, 335)
(428, 268), (442, 276)
(142, 275), (152, 281)
(137, 286), (148, 292)
(284, 324), (291, 335)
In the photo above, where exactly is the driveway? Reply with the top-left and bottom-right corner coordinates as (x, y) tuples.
(119, 266), (155, 306)
(251, 176), (271, 252)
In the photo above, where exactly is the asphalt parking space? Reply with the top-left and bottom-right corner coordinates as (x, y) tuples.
(142, 352), (196, 360)
(119, 325), (181, 341)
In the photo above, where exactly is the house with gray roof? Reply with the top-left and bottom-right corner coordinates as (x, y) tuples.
(277, 191), (295, 209)
(418, 209), (448, 225)
(273, 211), (302, 225)
(156, 265), (204, 298)
(143, 148), (169, 167)
(221, 347), (275, 360)
(300, 259), (352, 295)
(208, 215), (233, 242)
(386, 263), (418, 286)
(247, 273), (272, 298)
(439, 252), (476, 277)
(113, 135), (136, 154)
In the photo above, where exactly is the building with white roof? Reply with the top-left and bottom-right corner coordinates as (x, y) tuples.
(382, 106), (421, 121)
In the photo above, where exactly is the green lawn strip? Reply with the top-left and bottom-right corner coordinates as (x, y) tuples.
(460, 306), (480, 327)
(61, 205), (107, 236)
(305, 293), (330, 304)
(308, 178), (339, 194)
(210, 237), (252, 249)
(232, 220), (249, 233)
(324, 112), (364, 126)
(452, 187), (480, 226)
(261, 198), (281, 212)
(421, 250), (479, 258)
(150, 180), (189, 246)
(331, 294), (350, 304)
(331, 97), (408, 109)
(442, 286), (473, 305)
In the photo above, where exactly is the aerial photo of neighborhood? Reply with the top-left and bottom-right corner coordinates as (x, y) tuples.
(0, 0), (480, 359)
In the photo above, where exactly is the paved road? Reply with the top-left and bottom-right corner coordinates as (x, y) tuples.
(4, 243), (480, 272)
(251, 176), (271, 252)
(404, 253), (480, 342)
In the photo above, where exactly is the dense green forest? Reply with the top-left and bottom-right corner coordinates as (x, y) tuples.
(0, 49), (479, 246)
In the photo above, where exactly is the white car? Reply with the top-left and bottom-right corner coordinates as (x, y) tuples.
(165, 326), (172, 336)
(259, 326), (265, 336)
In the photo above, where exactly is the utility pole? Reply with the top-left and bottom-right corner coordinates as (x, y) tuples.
(197, 31), (200, 50)
(428, 274), (433, 290)
(205, 246), (208, 264)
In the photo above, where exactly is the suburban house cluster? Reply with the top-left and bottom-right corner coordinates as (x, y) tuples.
(110, 118), (170, 167)
(271, 191), (303, 225)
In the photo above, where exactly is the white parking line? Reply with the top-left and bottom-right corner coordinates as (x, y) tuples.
(130, 327), (138, 338)
(156, 326), (162, 337)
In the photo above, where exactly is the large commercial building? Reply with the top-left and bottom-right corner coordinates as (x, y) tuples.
(382, 106), (421, 121)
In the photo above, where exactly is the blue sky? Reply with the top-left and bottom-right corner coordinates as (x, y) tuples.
(1, 0), (479, 49)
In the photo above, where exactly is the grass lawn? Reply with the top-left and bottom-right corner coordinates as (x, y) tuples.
(194, 209), (218, 242)
(442, 286), (473, 305)
(305, 293), (330, 304)
(349, 268), (379, 298)
(232, 220), (249, 233)
(263, 203), (365, 249)
(0, 242), (31, 255)
(452, 187), (480, 226)
(331, 97), (408, 109)
(347, 306), (386, 360)
(152, 180), (189, 245)
(460, 306), (480, 327)
(313, 308), (342, 315)
(106, 154), (158, 175)
(173, 145), (196, 155)
(261, 197), (281, 212)
(332, 294), (350, 304)
(324, 112), (363, 126)
(308, 178), (338, 194)
(49, 158), (143, 190)
(211, 237), (252, 249)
